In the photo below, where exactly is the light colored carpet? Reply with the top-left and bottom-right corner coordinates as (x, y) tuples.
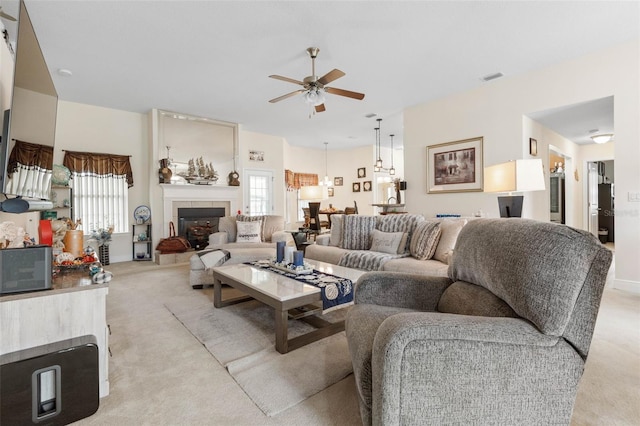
(166, 296), (353, 416)
(72, 260), (638, 425)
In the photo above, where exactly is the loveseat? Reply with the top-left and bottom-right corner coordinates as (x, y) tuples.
(304, 214), (467, 275)
(346, 219), (612, 425)
(189, 215), (293, 288)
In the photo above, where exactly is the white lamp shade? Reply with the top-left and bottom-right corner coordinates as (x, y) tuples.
(484, 159), (546, 193)
(299, 185), (328, 200)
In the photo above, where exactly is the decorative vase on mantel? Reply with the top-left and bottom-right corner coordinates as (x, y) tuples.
(98, 244), (110, 265)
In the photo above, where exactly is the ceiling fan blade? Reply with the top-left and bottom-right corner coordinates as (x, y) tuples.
(269, 89), (304, 103)
(317, 69), (345, 86)
(315, 103), (326, 113)
(269, 75), (305, 86)
(325, 87), (365, 100)
(0, 10), (16, 22)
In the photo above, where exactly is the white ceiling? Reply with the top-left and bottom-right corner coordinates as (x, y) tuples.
(3, 1), (639, 150)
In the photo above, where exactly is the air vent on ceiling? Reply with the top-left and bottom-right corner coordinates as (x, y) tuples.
(481, 72), (504, 82)
(365, 113), (377, 118)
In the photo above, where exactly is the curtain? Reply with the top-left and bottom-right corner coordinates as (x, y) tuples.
(6, 140), (53, 199)
(292, 173), (318, 189)
(63, 151), (133, 233)
(63, 151), (134, 187)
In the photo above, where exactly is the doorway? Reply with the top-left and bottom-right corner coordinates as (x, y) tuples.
(549, 148), (570, 225)
(588, 160), (615, 244)
(243, 169), (274, 215)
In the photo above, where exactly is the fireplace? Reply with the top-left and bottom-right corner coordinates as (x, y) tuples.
(178, 207), (226, 250)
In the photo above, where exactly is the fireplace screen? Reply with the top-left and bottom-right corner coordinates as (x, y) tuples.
(178, 207), (226, 250)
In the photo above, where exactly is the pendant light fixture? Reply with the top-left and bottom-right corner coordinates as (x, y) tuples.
(321, 142), (332, 186)
(375, 118), (383, 169)
(389, 134), (396, 175)
(373, 126), (381, 172)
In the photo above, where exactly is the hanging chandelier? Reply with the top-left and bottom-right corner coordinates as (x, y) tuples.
(321, 142), (332, 186)
(374, 118), (383, 171)
(389, 134), (396, 175)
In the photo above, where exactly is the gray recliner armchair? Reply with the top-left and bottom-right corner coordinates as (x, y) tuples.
(345, 219), (612, 425)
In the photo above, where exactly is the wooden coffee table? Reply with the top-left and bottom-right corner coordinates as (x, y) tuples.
(210, 260), (363, 354)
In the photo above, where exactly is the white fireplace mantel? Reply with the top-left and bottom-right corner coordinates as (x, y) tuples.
(159, 184), (240, 236)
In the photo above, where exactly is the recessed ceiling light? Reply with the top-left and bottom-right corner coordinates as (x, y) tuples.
(57, 68), (73, 77)
(481, 72), (504, 82)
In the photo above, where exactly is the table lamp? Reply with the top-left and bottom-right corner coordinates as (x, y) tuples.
(300, 185), (328, 229)
(484, 159), (545, 218)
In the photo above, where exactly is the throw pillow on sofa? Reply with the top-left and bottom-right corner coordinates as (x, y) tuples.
(433, 218), (467, 264)
(341, 215), (377, 250)
(236, 220), (262, 243)
(370, 229), (408, 255)
(329, 214), (344, 247)
(410, 221), (442, 260)
(237, 214), (265, 241)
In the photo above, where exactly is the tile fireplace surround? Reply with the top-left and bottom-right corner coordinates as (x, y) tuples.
(157, 184), (240, 264)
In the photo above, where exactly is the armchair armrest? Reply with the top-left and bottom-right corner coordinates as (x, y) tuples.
(208, 231), (229, 246)
(372, 313), (580, 425)
(271, 230), (294, 246)
(355, 272), (452, 311)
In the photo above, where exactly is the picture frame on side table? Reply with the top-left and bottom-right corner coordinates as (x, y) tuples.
(427, 136), (483, 194)
(529, 138), (538, 156)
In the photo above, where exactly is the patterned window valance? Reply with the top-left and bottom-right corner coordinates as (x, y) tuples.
(7, 140), (53, 173)
(285, 171), (318, 190)
(63, 150), (134, 187)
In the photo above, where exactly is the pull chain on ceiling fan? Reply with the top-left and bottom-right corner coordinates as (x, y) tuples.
(269, 47), (365, 115)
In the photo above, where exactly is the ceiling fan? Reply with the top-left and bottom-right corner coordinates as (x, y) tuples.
(0, 7), (16, 22)
(269, 47), (365, 113)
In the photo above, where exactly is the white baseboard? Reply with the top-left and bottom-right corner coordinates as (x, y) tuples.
(613, 279), (640, 294)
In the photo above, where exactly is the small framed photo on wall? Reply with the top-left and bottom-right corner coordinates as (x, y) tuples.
(363, 181), (372, 192)
(529, 138), (538, 156)
(352, 182), (361, 192)
(357, 167), (366, 178)
(328, 187), (334, 197)
(334, 177), (343, 186)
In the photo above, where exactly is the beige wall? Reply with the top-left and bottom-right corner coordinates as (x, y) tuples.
(404, 40), (639, 292)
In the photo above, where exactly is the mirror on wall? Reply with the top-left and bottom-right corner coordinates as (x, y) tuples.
(0, 0), (58, 200)
(158, 111), (237, 185)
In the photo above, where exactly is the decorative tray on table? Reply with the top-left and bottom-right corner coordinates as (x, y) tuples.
(258, 260), (314, 275)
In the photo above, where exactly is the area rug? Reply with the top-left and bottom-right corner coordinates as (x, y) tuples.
(165, 293), (353, 416)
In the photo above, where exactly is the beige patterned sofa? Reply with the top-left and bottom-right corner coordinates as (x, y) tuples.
(304, 214), (468, 276)
(189, 215), (293, 288)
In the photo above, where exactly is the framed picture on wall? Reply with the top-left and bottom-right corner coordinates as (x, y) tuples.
(363, 181), (372, 192)
(529, 138), (538, 156)
(334, 177), (343, 186)
(427, 136), (484, 194)
(249, 150), (264, 161)
(357, 167), (366, 178)
(328, 187), (334, 197)
(352, 182), (361, 192)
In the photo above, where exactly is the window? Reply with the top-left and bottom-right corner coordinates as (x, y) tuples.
(63, 151), (133, 234)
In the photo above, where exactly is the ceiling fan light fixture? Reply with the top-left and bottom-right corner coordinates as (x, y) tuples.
(591, 133), (613, 144)
(304, 88), (325, 106)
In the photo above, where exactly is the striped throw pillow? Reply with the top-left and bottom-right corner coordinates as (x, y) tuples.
(410, 221), (442, 260)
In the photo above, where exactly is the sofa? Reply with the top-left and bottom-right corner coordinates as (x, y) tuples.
(304, 214), (467, 275)
(189, 215), (293, 288)
(345, 219), (612, 425)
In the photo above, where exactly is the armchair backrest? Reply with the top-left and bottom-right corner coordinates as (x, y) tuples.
(449, 219), (612, 359)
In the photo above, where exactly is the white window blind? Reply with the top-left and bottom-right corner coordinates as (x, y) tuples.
(72, 172), (129, 233)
